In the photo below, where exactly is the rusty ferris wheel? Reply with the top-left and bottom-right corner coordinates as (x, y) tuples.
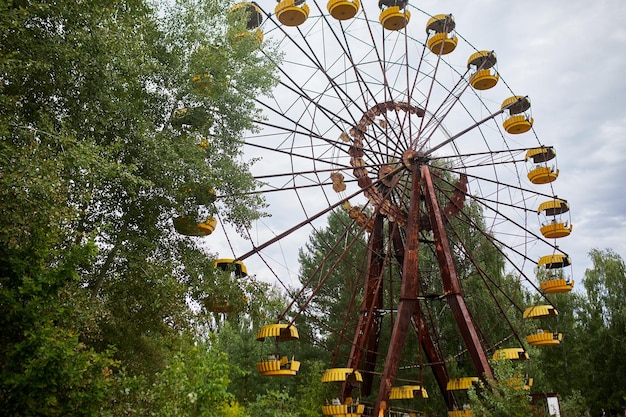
(179, 1), (576, 416)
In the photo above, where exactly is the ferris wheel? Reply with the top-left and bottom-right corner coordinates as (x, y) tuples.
(184, 1), (575, 416)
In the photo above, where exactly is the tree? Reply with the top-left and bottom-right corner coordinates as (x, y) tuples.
(0, 234), (117, 416)
(1, 0), (278, 413)
(575, 249), (626, 414)
(213, 283), (297, 405)
(297, 208), (368, 361)
(467, 360), (534, 417)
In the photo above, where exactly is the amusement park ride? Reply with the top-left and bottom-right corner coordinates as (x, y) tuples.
(173, 1), (574, 416)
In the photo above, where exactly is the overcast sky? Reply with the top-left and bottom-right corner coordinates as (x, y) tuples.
(207, 0), (626, 293)
(447, 0), (626, 277)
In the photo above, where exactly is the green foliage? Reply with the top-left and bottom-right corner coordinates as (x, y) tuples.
(559, 391), (588, 417)
(575, 249), (626, 412)
(3, 1), (626, 416)
(246, 390), (299, 417)
(293, 359), (328, 417)
(0, 233), (116, 416)
(467, 360), (534, 417)
(149, 342), (234, 416)
(297, 209), (367, 359)
(102, 338), (247, 417)
(532, 248), (626, 416)
(1, 0), (279, 414)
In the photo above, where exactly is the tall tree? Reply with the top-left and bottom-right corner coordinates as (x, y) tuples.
(297, 208), (368, 365)
(467, 359), (534, 417)
(575, 249), (626, 414)
(1, 0), (278, 413)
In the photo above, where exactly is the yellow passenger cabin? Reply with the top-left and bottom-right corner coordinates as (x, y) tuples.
(467, 50), (499, 90)
(501, 96), (533, 134)
(537, 254), (575, 293)
(327, 0), (360, 20)
(426, 14), (458, 55)
(321, 368), (365, 417)
(173, 216), (217, 237)
(390, 385), (428, 399)
(524, 305), (562, 346)
(525, 147), (559, 184)
(492, 348), (529, 361)
(255, 324), (300, 376)
(275, 0), (310, 26)
(447, 377), (479, 391)
(378, 0), (411, 31)
(537, 199), (572, 239)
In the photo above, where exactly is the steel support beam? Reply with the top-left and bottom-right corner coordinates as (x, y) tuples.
(373, 164), (422, 417)
(421, 165), (493, 380)
(344, 213), (385, 399)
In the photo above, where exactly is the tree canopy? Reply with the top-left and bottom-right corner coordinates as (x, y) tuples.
(1, 0), (277, 414)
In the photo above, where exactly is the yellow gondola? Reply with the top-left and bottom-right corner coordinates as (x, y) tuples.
(492, 348), (529, 361)
(523, 305), (562, 346)
(255, 324), (300, 376)
(191, 73), (217, 95)
(378, 0), (410, 31)
(230, 2), (263, 29)
(523, 304), (558, 319)
(446, 377), (479, 391)
(501, 96), (533, 134)
(426, 14), (458, 55)
(173, 215), (217, 237)
(214, 258), (248, 277)
(541, 279), (574, 293)
(448, 411), (472, 417)
(388, 386), (427, 417)
(227, 2), (264, 45)
(203, 296), (242, 313)
(275, 0), (310, 27)
(203, 286), (248, 313)
(389, 385), (428, 399)
(537, 199), (572, 239)
(526, 147), (559, 184)
(526, 331), (563, 346)
(178, 183), (217, 206)
(467, 50), (498, 90)
(537, 254), (575, 293)
(446, 378), (477, 417)
(500, 375), (533, 391)
(169, 107), (212, 130)
(327, 0), (360, 21)
(321, 368), (365, 416)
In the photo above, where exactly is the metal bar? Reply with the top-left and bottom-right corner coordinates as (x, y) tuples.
(421, 164), (493, 380)
(373, 162), (422, 417)
(344, 213), (385, 398)
(412, 307), (455, 409)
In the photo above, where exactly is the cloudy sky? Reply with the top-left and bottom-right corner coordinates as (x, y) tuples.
(208, 0), (626, 293)
(447, 0), (626, 276)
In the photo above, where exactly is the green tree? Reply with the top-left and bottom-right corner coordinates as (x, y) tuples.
(102, 337), (250, 417)
(297, 208), (368, 362)
(525, 289), (585, 397)
(467, 360), (534, 417)
(246, 390), (299, 417)
(0, 234), (117, 416)
(575, 249), (626, 414)
(213, 283), (295, 405)
(1, 0), (278, 413)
